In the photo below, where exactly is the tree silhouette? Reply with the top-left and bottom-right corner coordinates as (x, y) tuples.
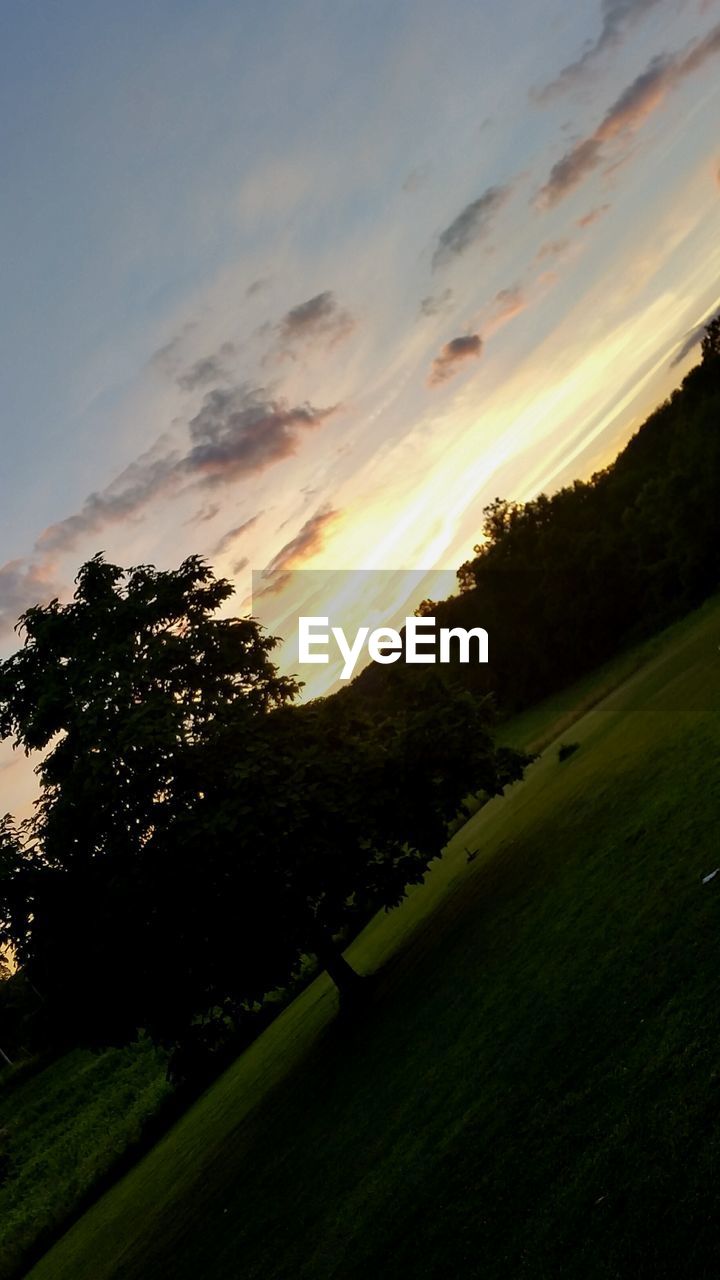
(206, 670), (528, 1003)
(0, 555), (299, 1046)
(701, 314), (720, 367)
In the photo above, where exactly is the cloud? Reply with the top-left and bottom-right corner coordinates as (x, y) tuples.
(403, 166), (431, 193)
(576, 203), (612, 227)
(36, 442), (181, 553)
(188, 502), (221, 525)
(185, 388), (336, 487)
(538, 139), (605, 208)
(492, 286), (528, 325)
(36, 389), (337, 554)
(433, 185), (513, 268)
(419, 289), (454, 317)
(534, 0), (667, 101)
(0, 560), (61, 637)
(177, 344), (237, 391)
(263, 505), (340, 576)
(210, 513), (261, 558)
(669, 309), (720, 367)
(483, 286), (530, 339)
(150, 322), (199, 377)
(537, 24), (720, 207)
(246, 277), (270, 297)
(428, 334), (483, 386)
(276, 291), (355, 350)
(536, 237), (572, 261)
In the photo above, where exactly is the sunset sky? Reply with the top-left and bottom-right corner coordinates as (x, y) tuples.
(1, 0), (720, 809)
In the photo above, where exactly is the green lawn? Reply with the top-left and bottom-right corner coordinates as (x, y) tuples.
(22, 593), (720, 1280)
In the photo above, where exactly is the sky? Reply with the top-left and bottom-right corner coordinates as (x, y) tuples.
(1, 0), (720, 811)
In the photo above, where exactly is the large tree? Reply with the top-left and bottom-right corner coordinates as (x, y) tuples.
(0, 555), (299, 1046)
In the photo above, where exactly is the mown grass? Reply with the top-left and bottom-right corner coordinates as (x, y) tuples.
(23, 593), (720, 1279)
(495, 614), (684, 755)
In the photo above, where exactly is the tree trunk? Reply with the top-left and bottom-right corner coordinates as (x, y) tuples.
(310, 924), (365, 1005)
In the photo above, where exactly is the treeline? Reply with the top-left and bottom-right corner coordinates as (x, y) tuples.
(352, 317), (720, 715)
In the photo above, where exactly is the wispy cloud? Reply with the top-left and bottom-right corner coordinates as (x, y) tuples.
(490, 286), (528, 328)
(534, 0), (668, 102)
(211, 513), (261, 557)
(433, 184), (513, 269)
(402, 165), (431, 193)
(428, 334), (483, 385)
(255, 505), (341, 598)
(669, 308), (719, 366)
(264, 505), (340, 575)
(177, 344), (237, 391)
(0, 559), (61, 637)
(189, 502), (221, 525)
(537, 23), (720, 207)
(36, 389), (337, 554)
(246, 277), (270, 297)
(536, 238), (572, 261)
(275, 291), (355, 351)
(36, 439), (182, 553)
(576, 203), (612, 227)
(419, 288), (454, 317)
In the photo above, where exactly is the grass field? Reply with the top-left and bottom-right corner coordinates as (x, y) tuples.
(18, 594), (720, 1279)
(0, 1040), (168, 1280)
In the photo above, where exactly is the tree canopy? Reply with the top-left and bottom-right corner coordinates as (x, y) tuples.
(0, 556), (298, 1046)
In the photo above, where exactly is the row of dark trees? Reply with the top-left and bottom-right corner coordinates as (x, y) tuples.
(353, 316), (720, 716)
(0, 556), (526, 1067)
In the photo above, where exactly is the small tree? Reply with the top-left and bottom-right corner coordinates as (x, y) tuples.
(208, 668), (529, 1002)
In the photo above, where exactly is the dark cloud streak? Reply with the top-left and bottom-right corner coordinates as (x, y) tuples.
(537, 24), (720, 207)
(433, 185), (512, 269)
(263, 505), (340, 576)
(419, 289), (453, 317)
(428, 334), (483, 385)
(36, 389), (337, 554)
(210, 513), (261, 558)
(186, 389), (336, 487)
(535, 0), (667, 101)
(276, 291), (355, 350)
(177, 345), (237, 391)
(669, 309), (720, 367)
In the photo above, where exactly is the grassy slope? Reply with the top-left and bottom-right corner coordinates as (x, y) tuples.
(26, 595), (720, 1280)
(0, 1042), (168, 1279)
